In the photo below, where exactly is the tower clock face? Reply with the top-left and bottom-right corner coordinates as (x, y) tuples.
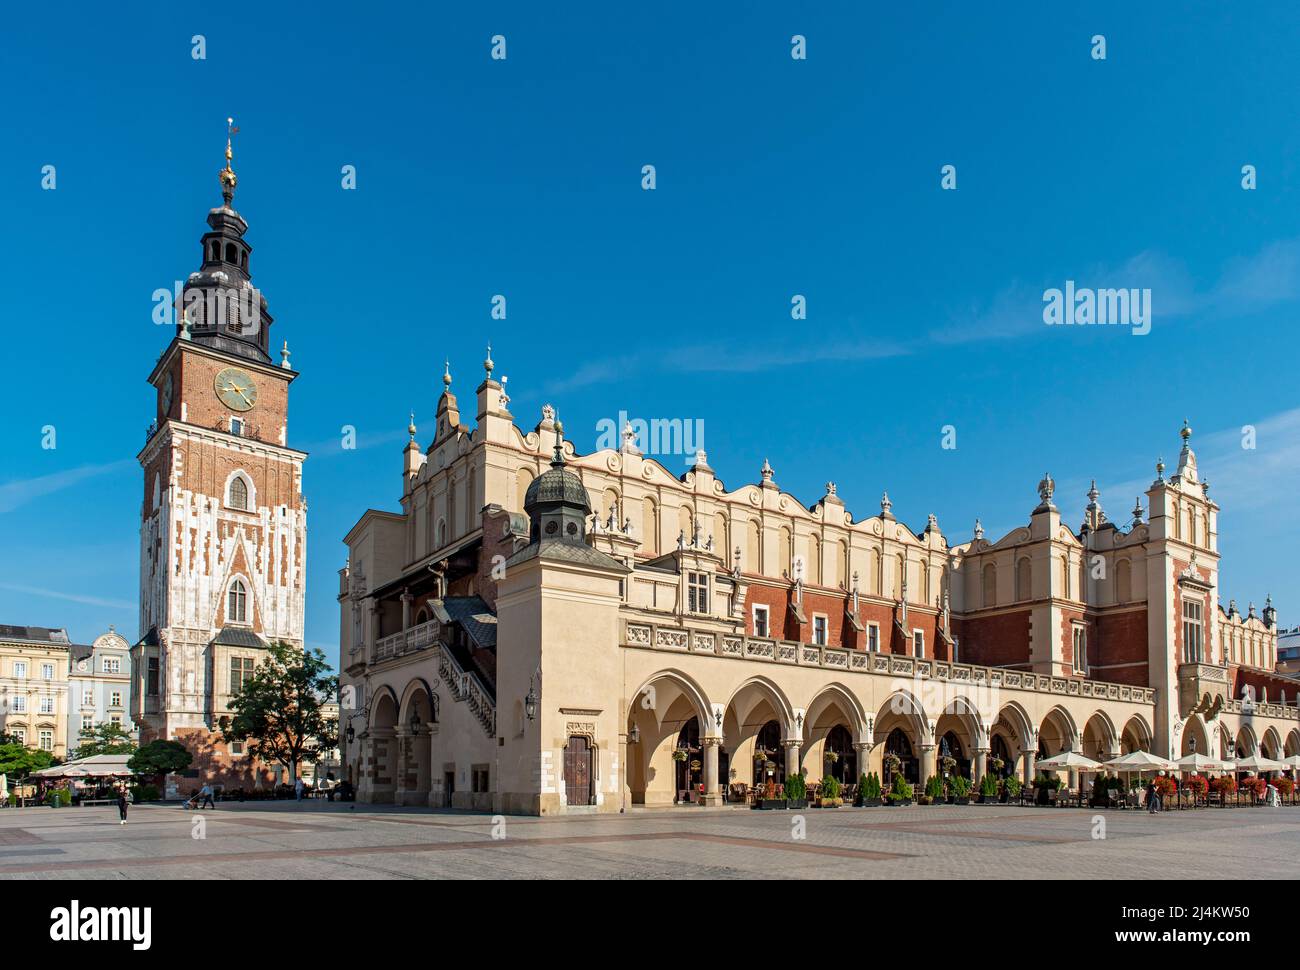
(215, 367), (258, 412)
(160, 372), (174, 414)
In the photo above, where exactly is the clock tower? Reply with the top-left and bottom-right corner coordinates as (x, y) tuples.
(132, 127), (308, 789)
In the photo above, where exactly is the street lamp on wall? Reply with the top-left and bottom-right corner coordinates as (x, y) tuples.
(345, 723), (355, 745)
(628, 723), (640, 745)
(524, 685), (538, 721)
(409, 708), (421, 734)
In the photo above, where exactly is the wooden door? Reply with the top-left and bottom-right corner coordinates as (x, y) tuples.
(564, 736), (592, 806)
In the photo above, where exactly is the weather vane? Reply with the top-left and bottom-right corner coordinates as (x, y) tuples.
(220, 116), (240, 205)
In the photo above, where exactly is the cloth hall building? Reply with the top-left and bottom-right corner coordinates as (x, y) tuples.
(338, 359), (1297, 814)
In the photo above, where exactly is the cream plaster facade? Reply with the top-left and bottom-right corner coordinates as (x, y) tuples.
(339, 359), (1299, 815)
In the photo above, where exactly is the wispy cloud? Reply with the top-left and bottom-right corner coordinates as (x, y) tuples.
(1074, 408), (1300, 521)
(0, 582), (134, 610)
(547, 236), (1300, 391)
(0, 460), (133, 515)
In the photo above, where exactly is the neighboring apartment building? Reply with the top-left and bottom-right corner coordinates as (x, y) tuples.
(67, 627), (136, 753)
(0, 625), (72, 758)
(1278, 626), (1300, 677)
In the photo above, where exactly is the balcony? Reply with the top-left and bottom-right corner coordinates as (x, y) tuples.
(1176, 662), (1229, 718)
(374, 618), (442, 663)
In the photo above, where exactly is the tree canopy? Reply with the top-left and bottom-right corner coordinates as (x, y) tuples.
(0, 743), (55, 778)
(221, 642), (338, 780)
(73, 722), (137, 760)
(128, 739), (193, 777)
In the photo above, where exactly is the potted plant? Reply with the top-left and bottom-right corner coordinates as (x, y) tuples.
(816, 774), (842, 808)
(978, 772), (998, 803)
(887, 773), (913, 806)
(753, 776), (788, 810)
(1002, 775), (1022, 803)
(784, 772), (808, 810)
(672, 749), (688, 763)
(856, 772), (883, 807)
(824, 750), (839, 765)
(1033, 772), (1061, 805)
(921, 774), (945, 805)
(949, 775), (972, 805)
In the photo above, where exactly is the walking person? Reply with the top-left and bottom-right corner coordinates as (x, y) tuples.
(117, 787), (129, 825)
(198, 782), (215, 810)
(294, 776), (304, 802)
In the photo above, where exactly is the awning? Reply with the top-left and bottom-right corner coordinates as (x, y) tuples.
(1104, 750), (1176, 771)
(1035, 751), (1102, 771)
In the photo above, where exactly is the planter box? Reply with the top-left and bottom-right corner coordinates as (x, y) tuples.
(786, 798), (808, 810)
(978, 793), (998, 804)
(753, 798), (788, 810)
(856, 797), (884, 807)
(887, 798), (913, 806)
(951, 796), (970, 805)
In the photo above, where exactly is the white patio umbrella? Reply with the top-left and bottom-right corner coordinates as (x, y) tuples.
(1175, 752), (1229, 773)
(1105, 750), (1176, 771)
(1233, 754), (1286, 772)
(1036, 751), (1102, 771)
(1280, 755), (1300, 772)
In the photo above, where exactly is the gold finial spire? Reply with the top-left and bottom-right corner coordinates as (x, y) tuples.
(220, 116), (239, 206)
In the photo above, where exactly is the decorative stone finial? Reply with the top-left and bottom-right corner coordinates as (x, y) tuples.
(1155, 456), (1165, 481)
(694, 449), (708, 468)
(443, 359), (452, 389)
(826, 482), (837, 496)
(1036, 472), (1056, 508)
(499, 375), (510, 409)
(927, 513), (938, 532)
(1180, 418), (1192, 441)
(408, 411), (417, 441)
(541, 403), (555, 423)
(973, 518), (984, 540)
(281, 340), (291, 369)
(552, 418), (565, 467)
(484, 343), (494, 379)
(1132, 498), (1144, 526)
(760, 458), (774, 483)
(880, 491), (893, 518)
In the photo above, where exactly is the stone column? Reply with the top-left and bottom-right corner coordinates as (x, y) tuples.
(701, 738), (721, 806)
(853, 742), (870, 783)
(919, 743), (937, 786)
(784, 741), (801, 780)
(1021, 747), (1036, 786)
(393, 726), (412, 805)
(973, 747), (990, 785)
(400, 591), (413, 631)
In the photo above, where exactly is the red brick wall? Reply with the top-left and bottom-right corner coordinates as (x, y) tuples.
(741, 581), (941, 657)
(1229, 665), (1297, 703)
(1093, 608), (1148, 686)
(952, 610), (1031, 668)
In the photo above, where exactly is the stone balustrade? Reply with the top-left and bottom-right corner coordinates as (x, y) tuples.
(623, 619), (1158, 706)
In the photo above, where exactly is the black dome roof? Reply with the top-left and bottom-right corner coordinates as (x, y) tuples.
(525, 465), (590, 512)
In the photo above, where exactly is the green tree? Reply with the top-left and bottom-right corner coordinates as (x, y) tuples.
(221, 642), (338, 783)
(73, 722), (137, 760)
(128, 739), (193, 778)
(0, 743), (55, 779)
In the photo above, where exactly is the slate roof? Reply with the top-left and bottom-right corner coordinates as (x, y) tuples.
(0, 625), (71, 645)
(212, 627), (267, 648)
(504, 540), (629, 572)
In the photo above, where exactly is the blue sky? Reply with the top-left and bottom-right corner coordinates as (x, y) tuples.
(2, 1), (1298, 656)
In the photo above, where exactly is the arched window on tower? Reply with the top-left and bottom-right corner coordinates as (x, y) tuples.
(228, 579), (248, 623)
(209, 241), (219, 261)
(225, 242), (238, 263)
(228, 475), (249, 511)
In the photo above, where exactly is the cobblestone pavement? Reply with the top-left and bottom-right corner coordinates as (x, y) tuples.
(1, 801), (1296, 879)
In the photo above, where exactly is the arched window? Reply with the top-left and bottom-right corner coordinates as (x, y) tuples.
(225, 242), (238, 263)
(1116, 558), (1132, 603)
(1015, 557), (1031, 601)
(982, 563), (997, 608)
(779, 526), (792, 578)
(209, 241), (219, 261)
(643, 497), (659, 555)
(516, 467), (534, 511)
(228, 475), (249, 511)
(228, 579), (248, 623)
(437, 518), (447, 548)
(746, 518), (761, 572)
(808, 534), (822, 586)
